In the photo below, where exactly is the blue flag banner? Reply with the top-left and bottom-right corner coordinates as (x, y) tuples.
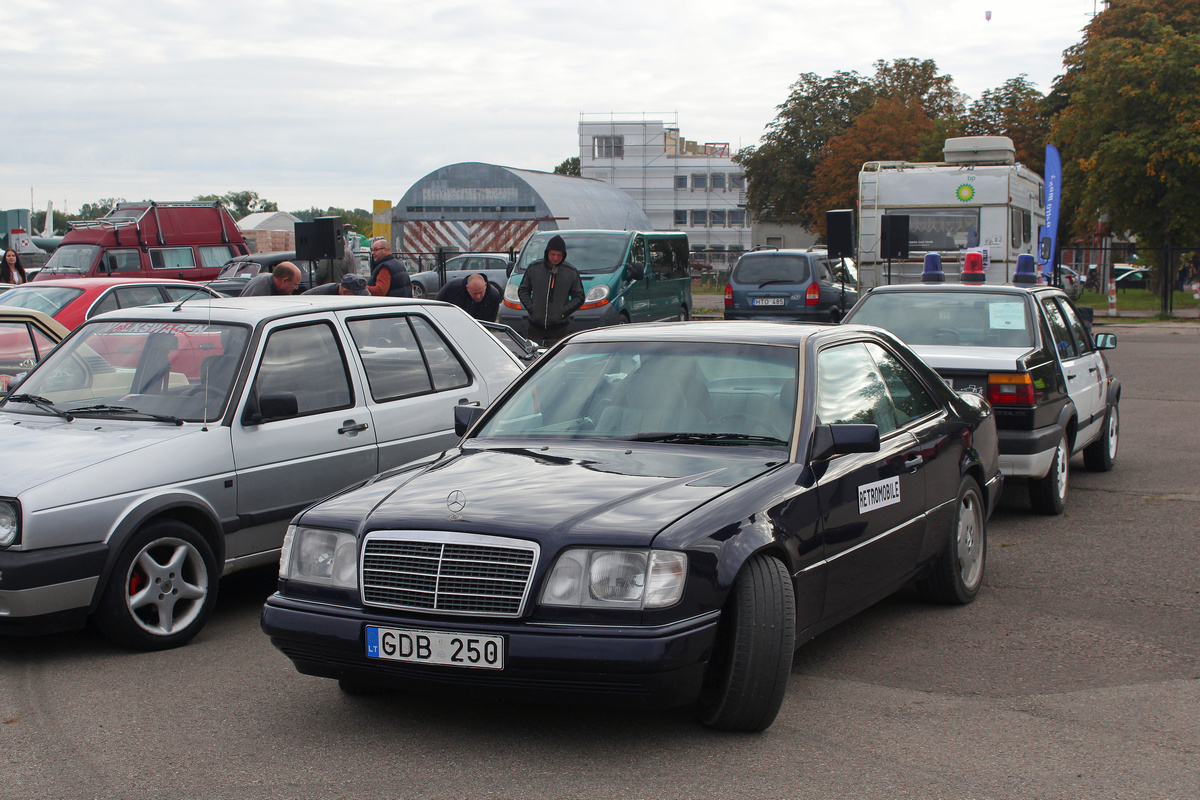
(1038, 144), (1061, 276)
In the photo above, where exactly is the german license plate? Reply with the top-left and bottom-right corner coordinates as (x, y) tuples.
(366, 625), (504, 670)
(753, 297), (786, 306)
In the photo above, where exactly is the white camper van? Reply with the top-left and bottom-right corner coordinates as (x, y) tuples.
(857, 136), (1045, 287)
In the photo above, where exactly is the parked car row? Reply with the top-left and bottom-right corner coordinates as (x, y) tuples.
(0, 225), (1120, 734)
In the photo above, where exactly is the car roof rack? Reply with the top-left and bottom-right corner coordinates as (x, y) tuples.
(67, 201), (234, 247)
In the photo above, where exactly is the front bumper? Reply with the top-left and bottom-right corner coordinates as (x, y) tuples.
(0, 542), (108, 633)
(261, 594), (720, 708)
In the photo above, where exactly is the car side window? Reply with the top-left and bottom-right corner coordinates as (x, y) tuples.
(90, 291), (120, 317)
(410, 316), (471, 391)
(162, 285), (214, 302)
(348, 315), (434, 401)
(815, 342), (898, 435)
(251, 322), (353, 416)
(1040, 297), (1078, 359)
(865, 343), (939, 426)
(105, 248), (142, 272)
(199, 246), (235, 269)
(629, 235), (647, 272)
(649, 240), (673, 278)
(149, 247), (197, 270)
(1056, 299), (1093, 353)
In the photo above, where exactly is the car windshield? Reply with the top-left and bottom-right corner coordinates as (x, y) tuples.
(0, 285), (86, 317)
(732, 254), (811, 285)
(514, 234), (630, 275)
(849, 292), (1035, 348)
(41, 244), (100, 274)
(476, 340), (797, 447)
(3, 320), (250, 423)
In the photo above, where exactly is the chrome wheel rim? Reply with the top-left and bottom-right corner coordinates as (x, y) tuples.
(1106, 407), (1119, 460)
(1053, 437), (1069, 500)
(957, 490), (984, 590)
(123, 536), (210, 636)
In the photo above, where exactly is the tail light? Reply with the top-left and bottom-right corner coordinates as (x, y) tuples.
(724, 283), (733, 307)
(987, 372), (1037, 406)
(805, 283), (820, 305)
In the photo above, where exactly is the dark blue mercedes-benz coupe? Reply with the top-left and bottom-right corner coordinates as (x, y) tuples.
(262, 321), (1001, 731)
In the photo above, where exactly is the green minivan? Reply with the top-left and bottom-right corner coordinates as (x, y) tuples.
(498, 230), (691, 334)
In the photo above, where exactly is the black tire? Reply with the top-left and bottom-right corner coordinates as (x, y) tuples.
(697, 555), (796, 732)
(917, 477), (986, 604)
(680, 305), (690, 321)
(1083, 403), (1118, 472)
(96, 520), (218, 651)
(410, 282), (427, 299)
(617, 312), (630, 325)
(1029, 431), (1069, 515)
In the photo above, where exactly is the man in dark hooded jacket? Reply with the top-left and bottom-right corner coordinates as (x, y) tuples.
(517, 234), (585, 346)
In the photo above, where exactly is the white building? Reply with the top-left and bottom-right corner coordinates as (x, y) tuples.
(579, 114), (751, 268)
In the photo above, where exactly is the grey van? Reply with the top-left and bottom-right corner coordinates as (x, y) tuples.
(498, 230), (691, 334)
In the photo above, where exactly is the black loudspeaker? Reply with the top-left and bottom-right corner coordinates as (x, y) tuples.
(880, 214), (910, 259)
(313, 216), (345, 259)
(826, 209), (855, 259)
(295, 217), (343, 260)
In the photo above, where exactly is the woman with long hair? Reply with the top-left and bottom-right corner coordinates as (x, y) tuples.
(1, 249), (27, 284)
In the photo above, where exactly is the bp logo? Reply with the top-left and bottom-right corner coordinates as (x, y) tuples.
(956, 183), (975, 202)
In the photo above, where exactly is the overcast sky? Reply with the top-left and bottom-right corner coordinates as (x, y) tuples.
(1, 1), (1098, 219)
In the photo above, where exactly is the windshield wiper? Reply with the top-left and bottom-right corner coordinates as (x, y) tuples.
(757, 279), (798, 288)
(6, 393), (75, 421)
(69, 404), (185, 426)
(626, 431), (788, 446)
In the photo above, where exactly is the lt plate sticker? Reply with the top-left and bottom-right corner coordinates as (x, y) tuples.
(858, 476), (901, 513)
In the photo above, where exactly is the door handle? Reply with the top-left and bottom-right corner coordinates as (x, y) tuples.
(458, 399), (479, 406)
(1067, 373), (1077, 380)
(903, 454), (924, 469)
(338, 420), (369, 434)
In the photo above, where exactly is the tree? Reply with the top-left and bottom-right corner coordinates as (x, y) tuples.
(1050, 0), (1200, 251)
(195, 191), (279, 219)
(31, 210), (72, 235)
(737, 60), (962, 228)
(802, 99), (935, 238)
(553, 157), (580, 176)
(290, 207), (372, 236)
(871, 58), (965, 119)
(735, 70), (876, 225)
(965, 75), (1050, 174)
(76, 198), (126, 220)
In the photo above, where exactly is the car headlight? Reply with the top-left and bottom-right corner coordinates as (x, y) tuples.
(0, 501), (19, 548)
(503, 283), (521, 304)
(540, 549), (686, 609)
(279, 525), (358, 590)
(584, 284), (610, 304)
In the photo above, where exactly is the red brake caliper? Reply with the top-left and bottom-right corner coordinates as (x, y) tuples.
(129, 570), (143, 595)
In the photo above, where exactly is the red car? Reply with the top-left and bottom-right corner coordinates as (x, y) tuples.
(0, 277), (222, 331)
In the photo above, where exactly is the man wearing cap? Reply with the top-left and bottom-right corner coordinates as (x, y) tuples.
(436, 273), (501, 322)
(517, 234), (584, 346)
(240, 261), (301, 296)
(303, 274), (371, 296)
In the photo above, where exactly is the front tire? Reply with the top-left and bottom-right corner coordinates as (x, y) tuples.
(96, 520), (218, 650)
(1083, 403), (1118, 472)
(410, 283), (427, 299)
(1029, 432), (1069, 515)
(917, 477), (986, 604)
(697, 555), (796, 732)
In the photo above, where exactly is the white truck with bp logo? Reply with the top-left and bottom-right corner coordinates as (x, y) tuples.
(857, 136), (1045, 288)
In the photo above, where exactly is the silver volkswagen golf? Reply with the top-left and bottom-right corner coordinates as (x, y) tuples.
(0, 296), (528, 649)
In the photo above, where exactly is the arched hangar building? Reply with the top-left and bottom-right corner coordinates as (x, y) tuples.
(391, 163), (652, 256)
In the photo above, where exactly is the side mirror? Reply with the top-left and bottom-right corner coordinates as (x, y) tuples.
(809, 423), (881, 461)
(454, 404), (486, 436)
(244, 391), (299, 424)
(505, 260), (515, 277)
(1093, 332), (1118, 350)
(627, 261), (645, 281)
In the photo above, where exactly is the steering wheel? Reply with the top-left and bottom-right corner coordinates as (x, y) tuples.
(933, 328), (960, 343)
(713, 412), (785, 440)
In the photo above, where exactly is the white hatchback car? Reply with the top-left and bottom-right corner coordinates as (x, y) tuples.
(0, 296), (528, 649)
